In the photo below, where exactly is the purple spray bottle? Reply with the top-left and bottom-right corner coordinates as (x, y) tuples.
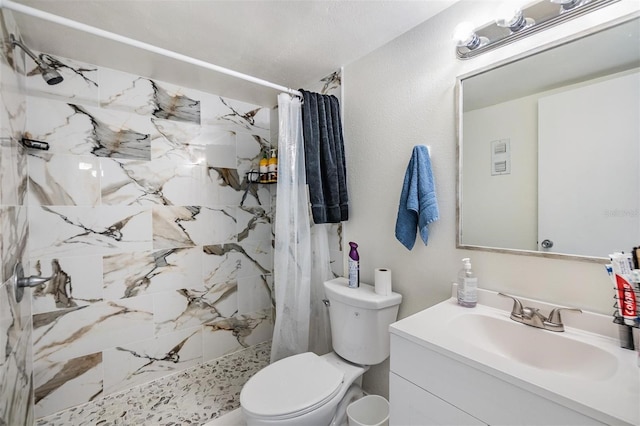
(348, 242), (359, 288)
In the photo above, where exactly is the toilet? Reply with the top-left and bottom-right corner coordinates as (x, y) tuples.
(240, 277), (402, 426)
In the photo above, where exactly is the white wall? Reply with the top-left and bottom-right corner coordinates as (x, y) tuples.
(342, 0), (639, 397)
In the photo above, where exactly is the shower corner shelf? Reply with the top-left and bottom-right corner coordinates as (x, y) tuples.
(240, 171), (276, 207)
(246, 171), (277, 185)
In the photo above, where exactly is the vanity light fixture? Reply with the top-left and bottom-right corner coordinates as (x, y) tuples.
(455, 0), (619, 59)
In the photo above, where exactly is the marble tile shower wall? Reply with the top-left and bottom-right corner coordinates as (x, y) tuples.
(23, 53), (275, 418)
(0, 9), (33, 426)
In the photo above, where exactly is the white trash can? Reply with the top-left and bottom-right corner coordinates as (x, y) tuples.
(346, 395), (390, 426)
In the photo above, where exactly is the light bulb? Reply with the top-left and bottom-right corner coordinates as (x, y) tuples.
(495, 2), (534, 32)
(453, 22), (487, 50)
(453, 22), (477, 47)
(550, 0), (582, 10)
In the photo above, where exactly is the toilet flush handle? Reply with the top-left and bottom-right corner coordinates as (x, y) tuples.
(322, 299), (330, 307)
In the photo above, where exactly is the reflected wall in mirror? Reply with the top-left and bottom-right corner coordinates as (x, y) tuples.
(458, 16), (640, 261)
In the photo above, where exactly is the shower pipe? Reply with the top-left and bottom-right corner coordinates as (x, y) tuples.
(0, 0), (303, 99)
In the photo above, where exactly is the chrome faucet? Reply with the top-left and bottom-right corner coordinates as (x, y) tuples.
(498, 293), (582, 332)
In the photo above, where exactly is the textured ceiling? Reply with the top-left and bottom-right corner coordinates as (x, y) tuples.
(10, 0), (459, 106)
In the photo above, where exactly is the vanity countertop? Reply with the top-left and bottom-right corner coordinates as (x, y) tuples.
(390, 287), (640, 426)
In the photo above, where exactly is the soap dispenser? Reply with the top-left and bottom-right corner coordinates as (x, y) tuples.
(457, 258), (477, 307)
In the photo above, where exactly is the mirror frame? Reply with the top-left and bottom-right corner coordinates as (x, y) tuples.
(455, 13), (640, 264)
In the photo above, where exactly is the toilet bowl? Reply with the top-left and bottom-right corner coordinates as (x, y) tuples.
(241, 351), (367, 426)
(240, 278), (402, 426)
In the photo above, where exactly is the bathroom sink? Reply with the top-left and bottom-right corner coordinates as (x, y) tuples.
(389, 287), (639, 426)
(447, 313), (618, 380)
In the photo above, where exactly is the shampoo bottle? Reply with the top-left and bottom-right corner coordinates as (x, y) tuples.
(457, 257), (477, 307)
(348, 242), (360, 288)
(259, 151), (268, 183)
(268, 149), (278, 183)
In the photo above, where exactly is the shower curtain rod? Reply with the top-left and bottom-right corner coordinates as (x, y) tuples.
(0, 0), (303, 98)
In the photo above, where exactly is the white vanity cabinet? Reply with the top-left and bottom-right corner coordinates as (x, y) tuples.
(387, 289), (639, 426)
(389, 333), (603, 426)
(390, 371), (485, 426)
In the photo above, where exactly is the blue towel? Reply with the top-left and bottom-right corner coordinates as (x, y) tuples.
(395, 145), (439, 250)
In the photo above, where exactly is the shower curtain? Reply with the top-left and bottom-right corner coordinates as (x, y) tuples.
(271, 93), (333, 362)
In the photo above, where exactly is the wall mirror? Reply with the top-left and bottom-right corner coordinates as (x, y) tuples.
(457, 15), (639, 262)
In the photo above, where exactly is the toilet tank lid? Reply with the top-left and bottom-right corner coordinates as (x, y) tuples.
(323, 278), (402, 309)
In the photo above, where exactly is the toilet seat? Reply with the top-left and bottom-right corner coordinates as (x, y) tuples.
(241, 352), (344, 420)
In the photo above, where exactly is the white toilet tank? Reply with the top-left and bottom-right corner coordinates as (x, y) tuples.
(323, 278), (402, 365)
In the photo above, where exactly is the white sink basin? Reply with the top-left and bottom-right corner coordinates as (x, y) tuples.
(448, 313), (618, 380)
(389, 288), (640, 426)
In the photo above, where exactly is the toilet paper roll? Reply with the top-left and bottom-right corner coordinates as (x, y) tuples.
(374, 268), (392, 296)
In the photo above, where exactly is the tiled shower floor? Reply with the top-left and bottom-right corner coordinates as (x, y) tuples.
(36, 342), (270, 426)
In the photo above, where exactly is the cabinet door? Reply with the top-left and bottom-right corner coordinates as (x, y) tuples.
(389, 373), (485, 426)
